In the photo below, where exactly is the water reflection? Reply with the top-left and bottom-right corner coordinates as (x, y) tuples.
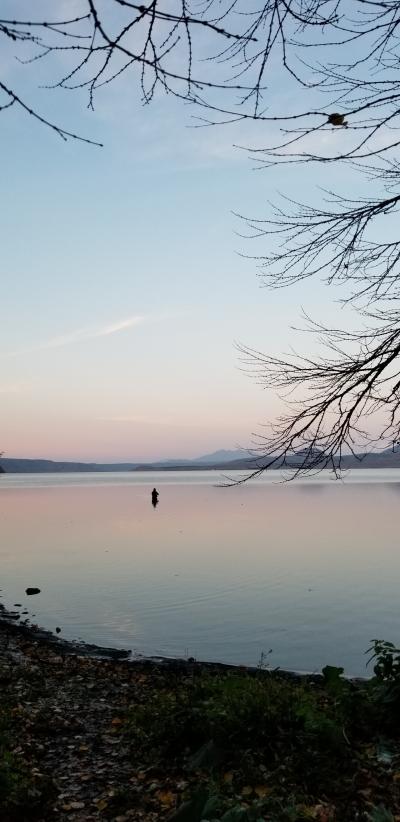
(0, 472), (399, 676)
(296, 484), (325, 496)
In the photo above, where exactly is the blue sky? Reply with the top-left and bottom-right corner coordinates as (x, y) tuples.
(1, 1), (363, 461)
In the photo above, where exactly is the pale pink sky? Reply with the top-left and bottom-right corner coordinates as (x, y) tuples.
(1, 1), (365, 462)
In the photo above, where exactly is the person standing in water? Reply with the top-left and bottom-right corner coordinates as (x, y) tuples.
(151, 488), (159, 507)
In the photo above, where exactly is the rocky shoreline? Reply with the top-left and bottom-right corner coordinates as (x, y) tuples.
(0, 602), (132, 661)
(0, 611), (186, 821)
(2, 603), (399, 822)
(0, 601), (331, 682)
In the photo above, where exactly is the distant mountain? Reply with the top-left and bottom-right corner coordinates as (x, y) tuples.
(342, 450), (400, 468)
(0, 450), (248, 473)
(3, 448), (400, 473)
(136, 449), (247, 470)
(133, 449), (400, 472)
(194, 449), (247, 463)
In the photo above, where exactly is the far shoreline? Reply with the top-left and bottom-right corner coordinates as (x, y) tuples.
(3, 454), (400, 473)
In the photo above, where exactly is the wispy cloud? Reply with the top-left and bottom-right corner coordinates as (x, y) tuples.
(3, 314), (145, 357)
(100, 317), (144, 336)
(43, 314), (145, 350)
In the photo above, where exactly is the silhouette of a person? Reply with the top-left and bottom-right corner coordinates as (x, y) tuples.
(151, 487), (159, 507)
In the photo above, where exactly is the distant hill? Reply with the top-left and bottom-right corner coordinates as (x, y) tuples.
(2, 448), (400, 473)
(194, 449), (247, 464)
(0, 459), (139, 473)
(343, 450), (400, 469)
(0, 451), (247, 473)
(133, 449), (247, 470)
(134, 449), (400, 472)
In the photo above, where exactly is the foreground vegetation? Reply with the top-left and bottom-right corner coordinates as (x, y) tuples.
(127, 641), (400, 822)
(1, 628), (400, 820)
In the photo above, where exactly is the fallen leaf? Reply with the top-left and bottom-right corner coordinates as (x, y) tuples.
(297, 807), (318, 819)
(254, 785), (271, 798)
(156, 789), (176, 807)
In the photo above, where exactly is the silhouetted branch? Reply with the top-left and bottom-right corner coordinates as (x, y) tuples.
(236, 312), (400, 478)
(0, 80), (103, 145)
(237, 190), (400, 306)
(2, 2), (400, 149)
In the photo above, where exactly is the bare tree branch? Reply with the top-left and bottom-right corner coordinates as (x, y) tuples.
(236, 311), (400, 478)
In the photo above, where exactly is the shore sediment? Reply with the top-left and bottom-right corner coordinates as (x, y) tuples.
(0, 606), (201, 822)
(1, 604), (400, 822)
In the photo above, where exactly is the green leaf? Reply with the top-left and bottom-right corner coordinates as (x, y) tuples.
(369, 806), (395, 822)
(376, 742), (394, 766)
(202, 795), (222, 819)
(188, 740), (223, 770)
(321, 665), (346, 694)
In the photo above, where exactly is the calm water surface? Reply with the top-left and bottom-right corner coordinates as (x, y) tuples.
(1, 469), (399, 676)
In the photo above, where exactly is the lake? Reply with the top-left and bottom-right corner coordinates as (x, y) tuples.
(1, 469), (399, 677)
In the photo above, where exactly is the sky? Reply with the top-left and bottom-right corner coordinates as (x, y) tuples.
(0, 1), (368, 462)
